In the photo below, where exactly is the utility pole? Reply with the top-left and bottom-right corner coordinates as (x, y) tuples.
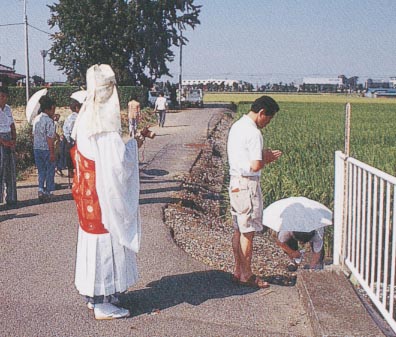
(178, 30), (183, 109)
(40, 50), (48, 84)
(24, 0), (30, 102)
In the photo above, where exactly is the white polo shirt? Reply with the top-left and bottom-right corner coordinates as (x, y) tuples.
(155, 96), (167, 110)
(0, 104), (14, 133)
(227, 115), (263, 177)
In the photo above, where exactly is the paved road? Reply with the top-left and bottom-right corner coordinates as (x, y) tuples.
(2, 108), (314, 336)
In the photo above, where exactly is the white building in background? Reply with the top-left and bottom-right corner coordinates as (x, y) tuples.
(302, 77), (343, 85)
(182, 79), (239, 86)
(389, 77), (396, 88)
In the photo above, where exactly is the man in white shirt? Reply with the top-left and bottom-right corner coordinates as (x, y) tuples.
(0, 86), (17, 206)
(227, 96), (282, 288)
(154, 91), (168, 127)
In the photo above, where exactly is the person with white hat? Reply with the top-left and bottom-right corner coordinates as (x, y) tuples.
(63, 90), (86, 180)
(71, 64), (141, 320)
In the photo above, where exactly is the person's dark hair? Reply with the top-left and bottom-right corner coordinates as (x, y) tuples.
(39, 95), (56, 112)
(251, 95), (279, 116)
(69, 98), (81, 111)
(129, 93), (137, 101)
(292, 230), (315, 243)
(0, 86), (9, 95)
(159, 91), (164, 96)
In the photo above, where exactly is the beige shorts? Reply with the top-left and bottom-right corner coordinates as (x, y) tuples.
(229, 176), (263, 233)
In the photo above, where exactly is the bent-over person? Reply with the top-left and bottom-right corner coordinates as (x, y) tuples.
(275, 228), (325, 270)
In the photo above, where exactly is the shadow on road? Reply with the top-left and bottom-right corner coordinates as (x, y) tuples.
(142, 169), (169, 176)
(0, 212), (39, 222)
(140, 186), (182, 195)
(139, 196), (181, 205)
(2, 193), (74, 210)
(162, 124), (189, 128)
(122, 270), (258, 317)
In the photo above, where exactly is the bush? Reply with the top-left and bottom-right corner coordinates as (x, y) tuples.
(118, 86), (148, 108)
(15, 123), (34, 178)
(8, 86), (148, 108)
(120, 107), (157, 134)
(8, 86), (79, 107)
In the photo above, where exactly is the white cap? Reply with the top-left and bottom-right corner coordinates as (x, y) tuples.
(70, 90), (87, 104)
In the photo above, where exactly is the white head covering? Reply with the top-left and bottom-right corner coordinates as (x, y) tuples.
(72, 64), (121, 140)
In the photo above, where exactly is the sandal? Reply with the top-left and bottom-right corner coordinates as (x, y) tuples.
(231, 274), (240, 284)
(239, 274), (270, 289)
(265, 275), (297, 287)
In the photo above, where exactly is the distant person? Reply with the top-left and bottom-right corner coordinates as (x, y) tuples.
(227, 95), (282, 288)
(128, 94), (141, 137)
(275, 229), (325, 271)
(154, 91), (168, 127)
(32, 95), (56, 202)
(63, 92), (85, 179)
(53, 113), (66, 177)
(71, 64), (140, 320)
(0, 86), (17, 207)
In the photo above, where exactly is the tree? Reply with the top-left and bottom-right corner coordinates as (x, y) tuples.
(48, 0), (201, 86)
(32, 75), (45, 86)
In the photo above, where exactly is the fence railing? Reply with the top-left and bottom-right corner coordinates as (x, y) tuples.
(334, 150), (396, 333)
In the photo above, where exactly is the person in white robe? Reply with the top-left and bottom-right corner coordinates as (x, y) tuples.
(71, 64), (141, 320)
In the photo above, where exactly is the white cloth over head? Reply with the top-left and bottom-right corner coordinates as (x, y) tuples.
(72, 64), (121, 140)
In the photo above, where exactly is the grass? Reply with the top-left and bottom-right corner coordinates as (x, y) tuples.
(234, 100), (396, 209)
(204, 91), (396, 105)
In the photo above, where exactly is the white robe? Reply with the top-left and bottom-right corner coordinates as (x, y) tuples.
(74, 111), (141, 297)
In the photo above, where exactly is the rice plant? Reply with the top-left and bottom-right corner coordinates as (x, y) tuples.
(236, 99), (396, 256)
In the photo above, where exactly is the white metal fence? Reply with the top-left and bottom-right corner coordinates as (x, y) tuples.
(334, 150), (396, 332)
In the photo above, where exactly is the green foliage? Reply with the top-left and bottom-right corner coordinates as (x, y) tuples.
(236, 100), (396, 256)
(48, 0), (201, 87)
(8, 86), (147, 108)
(204, 92), (394, 105)
(43, 86), (80, 107)
(7, 86), (79, 107)
(236, 101), (396, 210)
(117, 86), (148, 109)
(15, 123), (34, 176)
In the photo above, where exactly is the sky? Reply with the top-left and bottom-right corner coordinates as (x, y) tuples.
(1, 0), (395, 85)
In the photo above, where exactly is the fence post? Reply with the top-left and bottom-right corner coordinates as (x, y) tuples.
(333, 151), (346, 265)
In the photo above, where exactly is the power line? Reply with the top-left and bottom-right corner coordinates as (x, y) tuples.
(0, 22), (23, 27)
(28, 23), (51, 35)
